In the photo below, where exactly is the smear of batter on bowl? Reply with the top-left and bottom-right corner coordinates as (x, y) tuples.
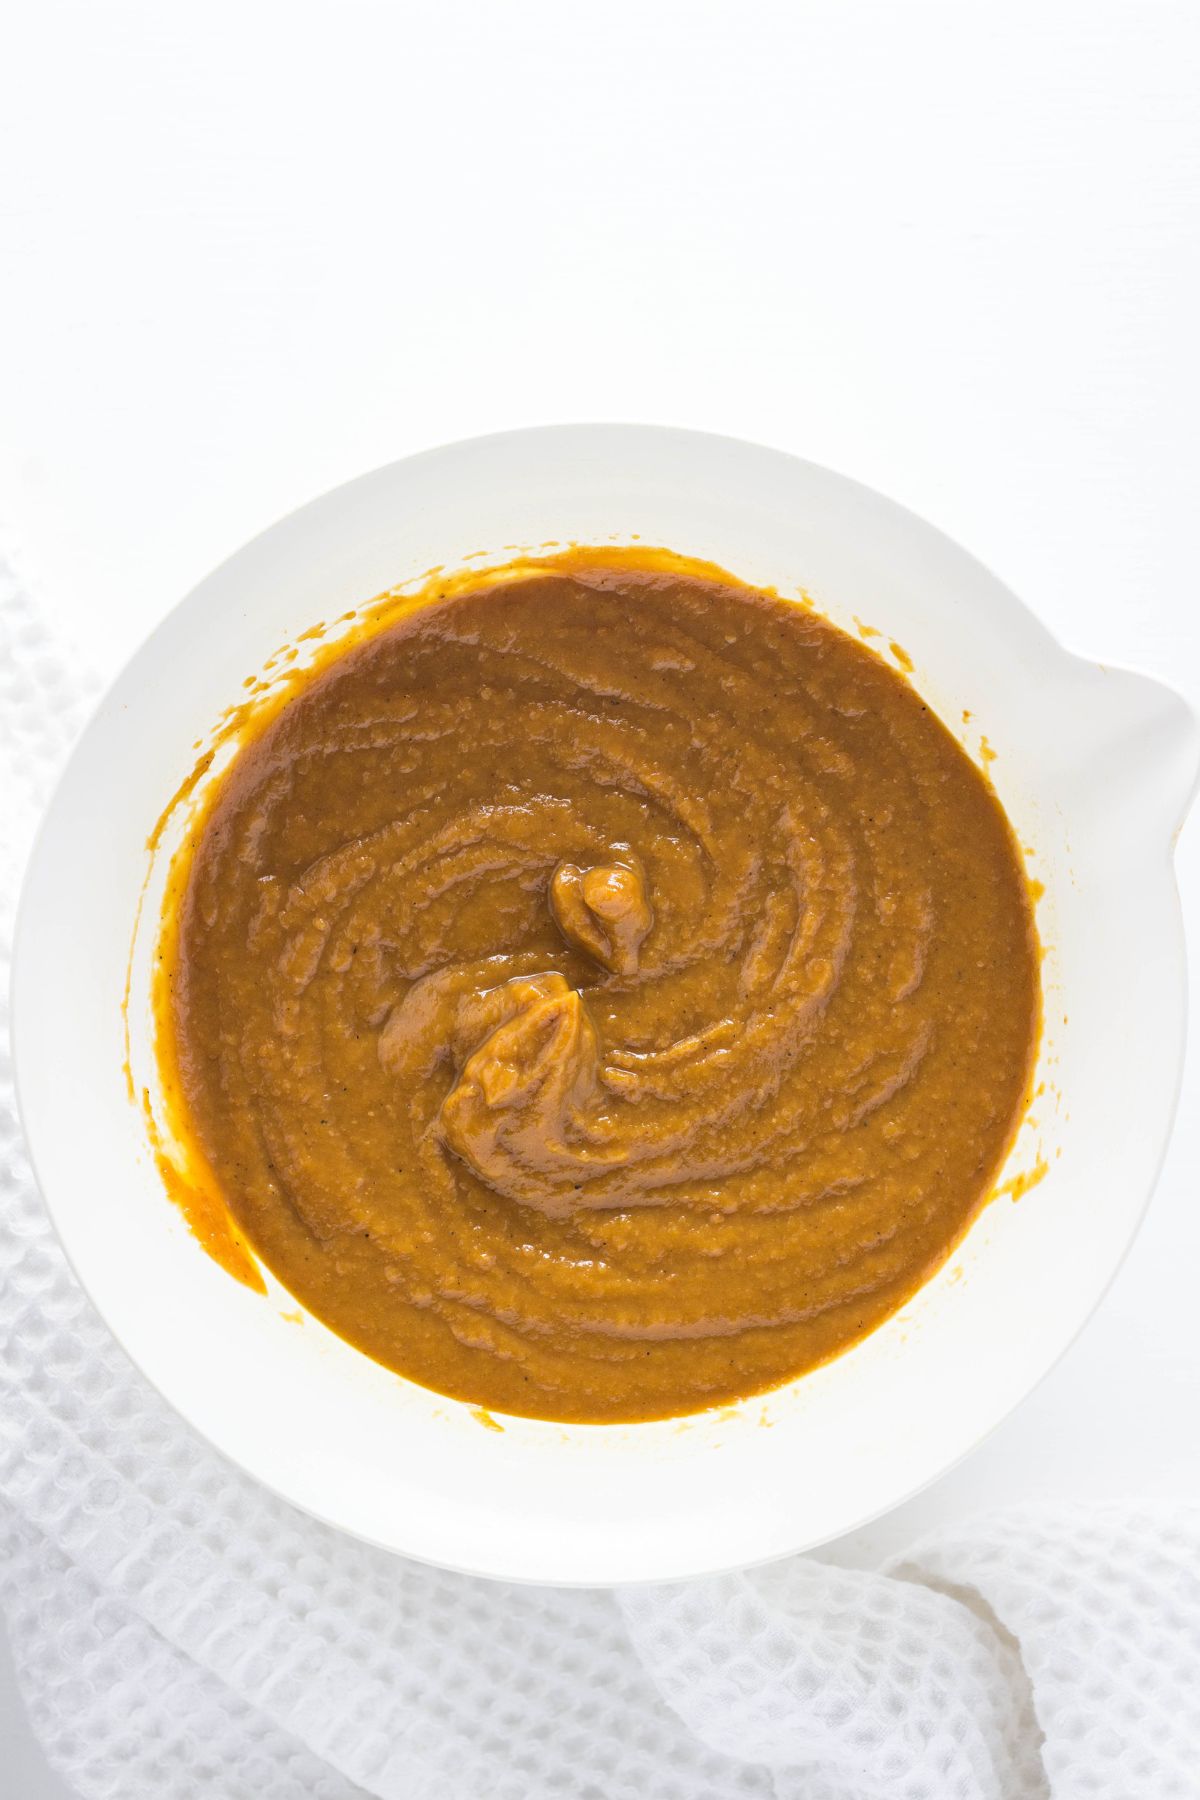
(153, 549), (1040, 1423)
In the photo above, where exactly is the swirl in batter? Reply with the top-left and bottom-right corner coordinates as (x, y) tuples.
(159, 555), (1040, 1421)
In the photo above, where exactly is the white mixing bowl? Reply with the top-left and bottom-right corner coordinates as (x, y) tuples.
(12, 426), (1198, 1583)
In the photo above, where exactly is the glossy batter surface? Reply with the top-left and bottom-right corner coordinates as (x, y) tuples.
(162, 559), (1039, 1421)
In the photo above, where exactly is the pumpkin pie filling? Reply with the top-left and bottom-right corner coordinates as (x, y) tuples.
(157, 556), (1040, 1422)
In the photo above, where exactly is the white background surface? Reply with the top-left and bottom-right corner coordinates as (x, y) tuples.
(2, 3), (1197, 1792)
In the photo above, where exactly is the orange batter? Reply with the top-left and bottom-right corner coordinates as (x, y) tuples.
(156, 554), (1040, 1421)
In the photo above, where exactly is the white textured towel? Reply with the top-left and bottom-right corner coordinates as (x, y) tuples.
(1, 544), (1197, 1800)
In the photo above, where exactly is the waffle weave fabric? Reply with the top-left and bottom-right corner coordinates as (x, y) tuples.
(2, 544), (1197, 1800)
